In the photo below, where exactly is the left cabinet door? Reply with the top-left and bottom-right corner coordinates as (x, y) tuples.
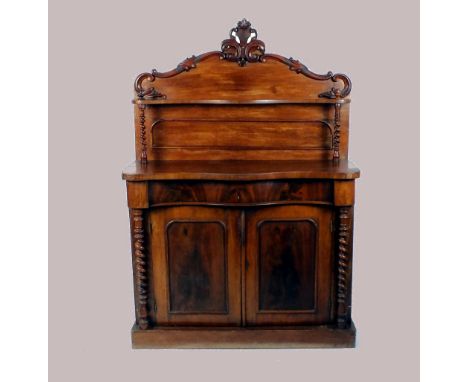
(150, 206), (242, 326)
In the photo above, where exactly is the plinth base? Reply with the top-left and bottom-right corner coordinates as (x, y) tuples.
(131, 322), (356, 349)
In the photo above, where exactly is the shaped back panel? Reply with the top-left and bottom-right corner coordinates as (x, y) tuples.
(133, 19), (351, 161)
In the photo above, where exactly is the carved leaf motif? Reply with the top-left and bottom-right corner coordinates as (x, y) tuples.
(287, 58), (304, 74)
(178, 55), (197, 72)
(221, 19), (266, 66)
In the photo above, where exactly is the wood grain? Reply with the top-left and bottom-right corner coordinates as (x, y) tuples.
(334, 180), (355, 206)
(135, 53), (350, 101)
(150, 207), (241, 326)
(152, 119), (332, 149)
(258, 220), (317, 311)
(167, 221), (227, 313)
(134, 103), (350, 161)
(132, 322), (356, 349)
(245, 205), (333, 326)
(122, 160), (360, 181)
(126, 181), (148, 208)
(148, 180), (333, 206)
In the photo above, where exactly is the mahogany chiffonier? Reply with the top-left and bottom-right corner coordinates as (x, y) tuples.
(122, 19), (360, 348)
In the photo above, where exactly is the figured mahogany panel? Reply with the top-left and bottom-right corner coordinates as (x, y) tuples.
(152, 147), (331, 161)
(167, 221), (227, 313)
(135, 55), (347, 102)
(148, 180), (333, 206)
(135, 103), (350, 161)
(258, 220), (317, 311)
(245, 205), (333, 326)
(148, 103), (333, 120)
(152, 120), (332, 150)
(150, 207), (242, 326)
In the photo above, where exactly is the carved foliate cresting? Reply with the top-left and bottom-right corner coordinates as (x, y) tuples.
(221, 18), (266, 66)
(133, 19), (352, 99)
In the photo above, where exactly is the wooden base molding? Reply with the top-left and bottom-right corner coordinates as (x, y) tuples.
(131, 322), (356, 349)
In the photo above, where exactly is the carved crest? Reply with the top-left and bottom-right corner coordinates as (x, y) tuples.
(221, 18), (266, 66)
(134, 19), (351, 100)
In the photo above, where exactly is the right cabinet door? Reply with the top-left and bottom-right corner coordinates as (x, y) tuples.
(245, 205), (333, 326)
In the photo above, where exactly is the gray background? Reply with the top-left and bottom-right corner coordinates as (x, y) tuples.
(50, 1), (419, 381)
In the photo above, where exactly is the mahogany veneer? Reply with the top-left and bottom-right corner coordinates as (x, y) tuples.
(123, 19), (360, 348)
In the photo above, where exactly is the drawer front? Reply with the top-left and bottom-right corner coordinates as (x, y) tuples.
(148, 180), (333, 206)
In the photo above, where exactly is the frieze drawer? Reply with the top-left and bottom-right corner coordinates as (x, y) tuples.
(148, 180), (333, 206)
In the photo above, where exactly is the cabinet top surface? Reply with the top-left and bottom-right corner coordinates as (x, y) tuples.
(122, 160), (360, 181)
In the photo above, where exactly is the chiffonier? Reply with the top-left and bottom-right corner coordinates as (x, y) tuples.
(122, 19), (360, 348)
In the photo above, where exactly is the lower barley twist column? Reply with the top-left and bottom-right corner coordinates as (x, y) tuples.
(336, 206), (351, 329)
(133, 209), (149, 329)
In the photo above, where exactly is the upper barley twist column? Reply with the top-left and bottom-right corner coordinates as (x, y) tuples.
(138, 104), (148, 163)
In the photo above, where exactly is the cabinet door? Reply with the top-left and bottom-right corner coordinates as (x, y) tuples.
(245, 205), (333, 326)
(151, 206), (241, 326)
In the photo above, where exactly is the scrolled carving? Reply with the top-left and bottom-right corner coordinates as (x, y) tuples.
(134, 72), (167, 100)
(336, 206), (351, 329)
(134, 52), (222, 99)
(287, 58), (309, 74)
(263, 54), (351, 98)
(283, 57), (331, 78)
(318, 73), (352, 99)
(176, 55), (197, 72)
(133, 209), (149, 330)
(221, 18), (265, 66)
